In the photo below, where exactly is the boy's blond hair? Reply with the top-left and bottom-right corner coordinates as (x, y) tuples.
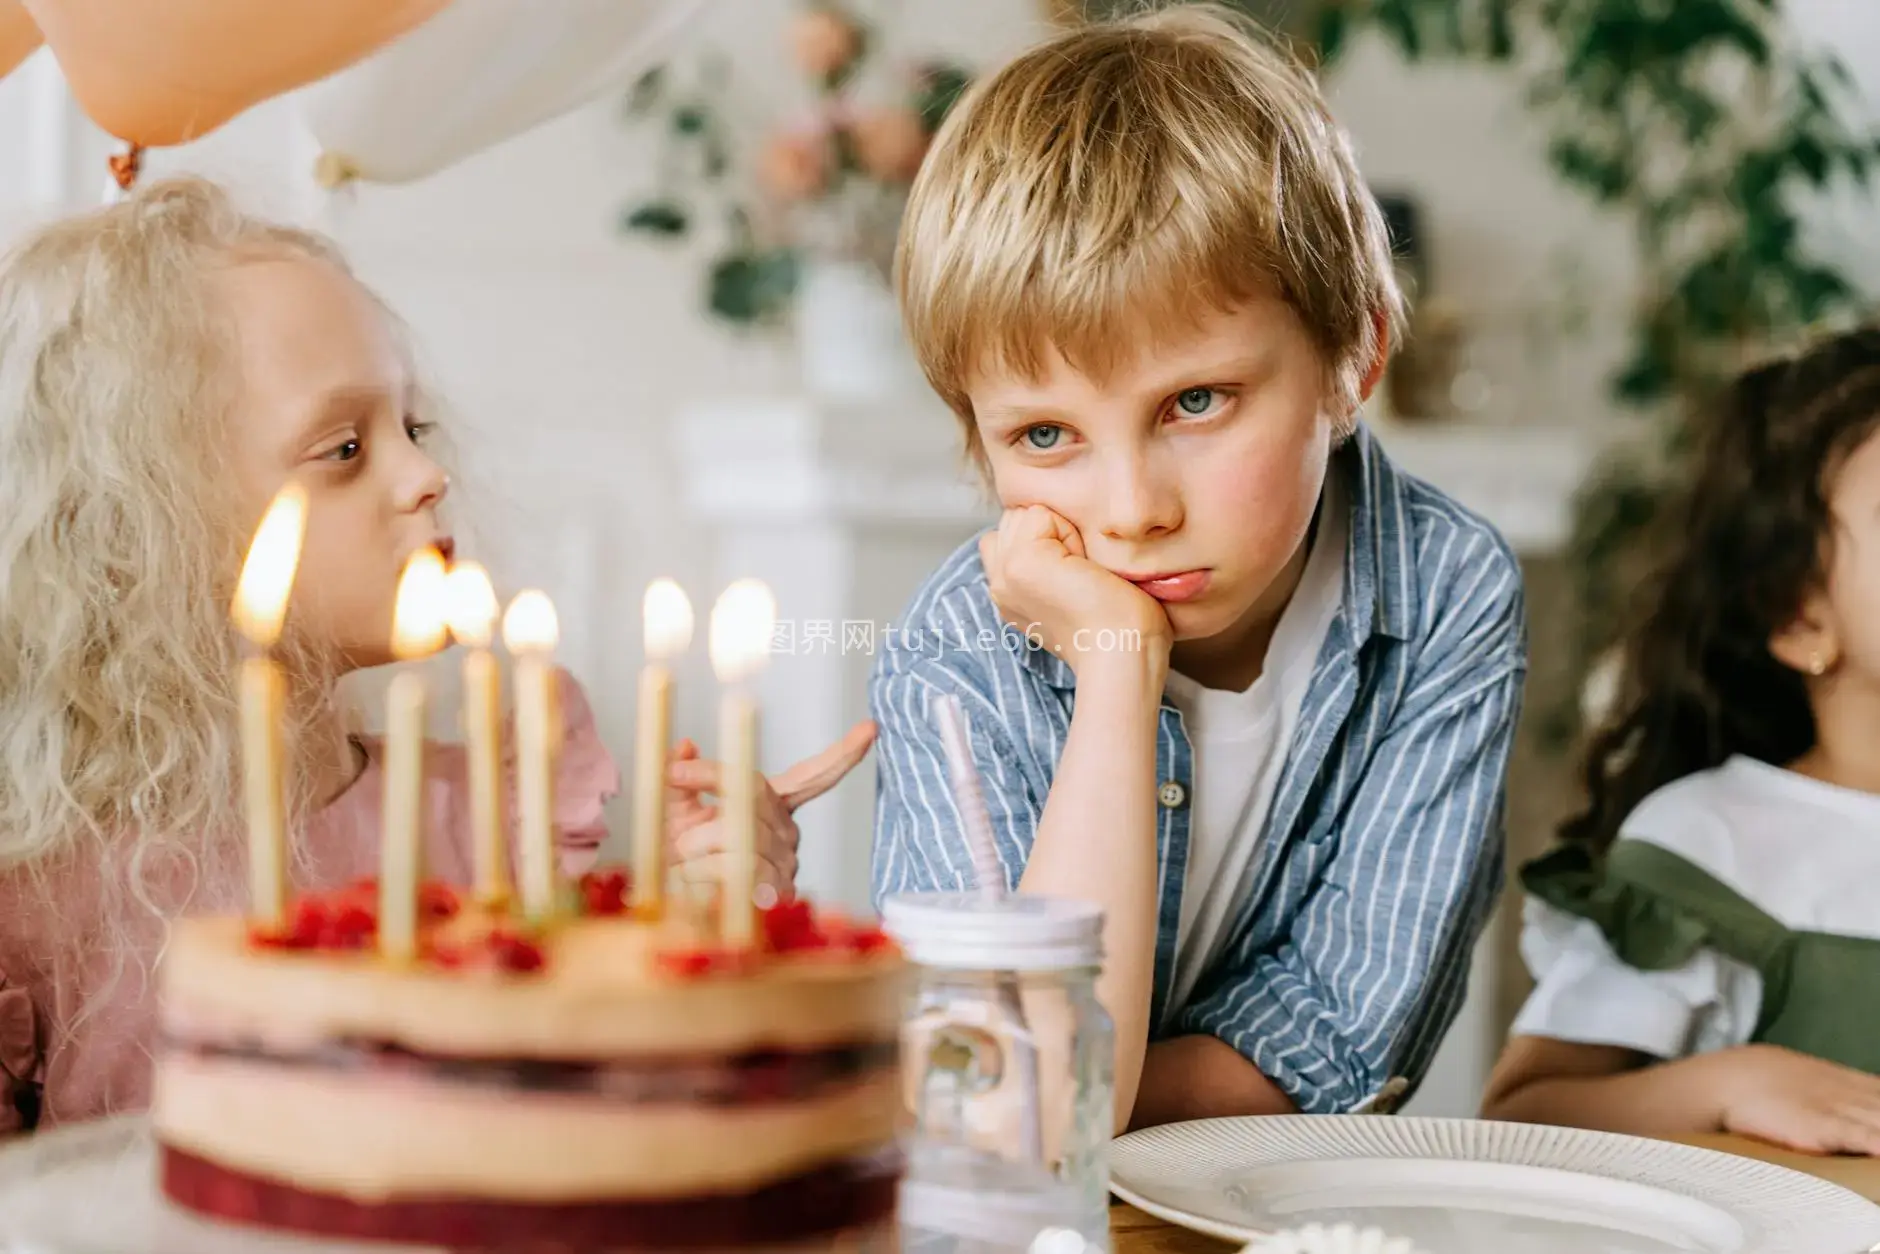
(897, 4), (1403, 447)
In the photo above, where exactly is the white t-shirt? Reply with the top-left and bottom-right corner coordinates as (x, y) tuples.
(1162, 473), (1348, 1012)
(1514, 756), (1880, 1058)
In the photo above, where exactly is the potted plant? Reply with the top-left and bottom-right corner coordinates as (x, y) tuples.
(1307, 0), (1880, 737)
(621, 1), (972, 400)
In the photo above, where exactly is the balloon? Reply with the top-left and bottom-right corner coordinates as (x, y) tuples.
(0, 2), (40, 79)
(301, 0), (712, 186)
(20, 0), (454, 146)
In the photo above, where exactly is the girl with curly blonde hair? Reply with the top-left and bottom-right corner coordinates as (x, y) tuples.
(0, 177), (878, 1136)
(0, 178), (632, 1133)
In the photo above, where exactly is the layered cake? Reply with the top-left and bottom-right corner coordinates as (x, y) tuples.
(152, 870), (907, 1249)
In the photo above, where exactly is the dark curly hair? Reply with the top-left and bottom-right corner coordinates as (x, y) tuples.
(1563, 324), (1880, 853)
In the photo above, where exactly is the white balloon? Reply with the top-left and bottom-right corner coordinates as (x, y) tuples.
(299, 0), (712, 185)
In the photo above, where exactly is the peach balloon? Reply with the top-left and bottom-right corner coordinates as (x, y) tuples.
(0, 3), (40, 80)
(21, 0), (453, 145)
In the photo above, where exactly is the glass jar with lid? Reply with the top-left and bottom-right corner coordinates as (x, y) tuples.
(882, 893), (1113, 1253)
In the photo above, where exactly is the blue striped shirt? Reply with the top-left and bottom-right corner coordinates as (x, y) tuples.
(868, 426), (1527, 1115)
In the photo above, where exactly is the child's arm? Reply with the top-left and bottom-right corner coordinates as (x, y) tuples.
(873, 509), (1170, 1131)
(1013, 626), (1163, 1132)
(1162, 551), (1526, 1117)
(1484, 1035), (1880, 1155)
(1130, 1034), (1295, 1127)
(980, 507), (1170, 1132)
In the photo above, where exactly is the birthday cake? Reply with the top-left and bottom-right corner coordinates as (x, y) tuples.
(151, 870), (907, 1250)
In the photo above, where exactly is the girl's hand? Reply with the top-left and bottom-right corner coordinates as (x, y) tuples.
(1716, 1044), (1880, 1155)
(663, 720), (878, 903)
(978, 505), (1171, 678)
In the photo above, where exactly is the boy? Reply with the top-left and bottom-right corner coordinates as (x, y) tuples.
(870, 6), (1527, 1131)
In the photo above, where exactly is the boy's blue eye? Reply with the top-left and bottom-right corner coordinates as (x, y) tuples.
(1176, 388), (1217, 415)
(1024, 425), (1064, 450)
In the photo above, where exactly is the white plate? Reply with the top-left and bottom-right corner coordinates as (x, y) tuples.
(1110, 1116), (1880, 1254)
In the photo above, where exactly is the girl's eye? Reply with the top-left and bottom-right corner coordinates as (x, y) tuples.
(406, 419), (435, 443)
(323, 439), (362, 463)
(1023, 424), (1065, 450)
(1175, 387), (1220, 416)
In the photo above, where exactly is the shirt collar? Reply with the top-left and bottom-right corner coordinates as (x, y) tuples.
(1009, 422), (1419, 690)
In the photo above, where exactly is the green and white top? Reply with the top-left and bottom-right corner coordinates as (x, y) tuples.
(1514, 757), (1880, 1071)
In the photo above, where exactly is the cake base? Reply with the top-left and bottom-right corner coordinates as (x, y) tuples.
(160, 1144), (901, 1251)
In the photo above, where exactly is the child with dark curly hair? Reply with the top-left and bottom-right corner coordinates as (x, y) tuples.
(1485, 325), (1880, 1156)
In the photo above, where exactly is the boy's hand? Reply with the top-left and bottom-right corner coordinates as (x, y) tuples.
(663, 721), (878, 903)
(1715, 1044), (1880, 1155)
(978, 505), (1171, 677)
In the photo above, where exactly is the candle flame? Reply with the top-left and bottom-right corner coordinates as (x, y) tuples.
(643, 578), (694, 661)
(502, 590), (559, 654)
(231, 482), (309, 647)
(390, 548), (450, 660)
(444, 561), (499, 648)
(709, 579), (776, 684)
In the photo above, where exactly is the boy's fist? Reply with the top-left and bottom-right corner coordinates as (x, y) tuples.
(978, 505), (1171, 677)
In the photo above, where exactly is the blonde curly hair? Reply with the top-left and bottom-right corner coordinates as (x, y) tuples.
(0, 179), (410, 989)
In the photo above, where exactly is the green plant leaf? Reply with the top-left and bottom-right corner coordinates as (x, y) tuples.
(1612, 339), (1676, 405)
(708, 249), (799, 325)
(621, 201), (690, 237)
(1791, 135), (1830, 186)
(625, 65), (666, 116)
(915, 64), (974, 134)
(1314, 4), (1350, 65)
(1485, 0), (1515, 59)
(1548, 136), (1632, 201)
(1375, 0), (1423, 59)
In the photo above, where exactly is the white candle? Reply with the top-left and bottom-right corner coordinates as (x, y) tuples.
(503, 591), (560, 924)
(708, 579), (776, 948)
(635, 579), (693, 914)
(230, 482), (308, 929)
(380, 548), (449, 963)
(445, 562), (505, 907)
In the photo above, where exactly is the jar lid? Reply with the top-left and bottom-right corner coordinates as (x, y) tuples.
(880, 893), (1103, 971)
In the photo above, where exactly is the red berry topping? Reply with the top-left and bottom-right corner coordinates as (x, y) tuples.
(287, 896), (332, 948)
(847, 925), (894, 954)
(315, 901), (374, 951)
(424, 939), (466, 970)
(578, 867), (630, 916)
(419, 882), (461, 921)
(760, 899), (825, 953)
(488, 928), (546, 974)
(655, 945), (751, 978)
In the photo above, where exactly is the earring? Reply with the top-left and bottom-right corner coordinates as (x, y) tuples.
(1808, 653), (1830, 676)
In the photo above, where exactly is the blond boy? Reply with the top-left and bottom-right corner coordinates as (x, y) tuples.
(870, 6), (1527, 1130)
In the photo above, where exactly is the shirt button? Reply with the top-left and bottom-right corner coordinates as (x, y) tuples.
(1158, 780), (1188, 809)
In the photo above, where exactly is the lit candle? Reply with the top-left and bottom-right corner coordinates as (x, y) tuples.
(503, 590), (560, 924)
(635, 579), (693, 915)
(381, 547), (449, 963)
(445, 561), (505, 907)
(230, 483), (309, 929)
(708, 579), (776, 948)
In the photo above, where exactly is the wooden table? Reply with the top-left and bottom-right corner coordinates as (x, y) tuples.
(1109, 1133), (1880, 1252)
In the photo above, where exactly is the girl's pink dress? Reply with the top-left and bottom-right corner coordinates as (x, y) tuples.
(0, 672), (619, 1134)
